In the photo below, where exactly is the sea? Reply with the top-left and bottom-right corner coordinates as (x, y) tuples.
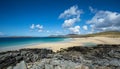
(0, 37), (69, 48)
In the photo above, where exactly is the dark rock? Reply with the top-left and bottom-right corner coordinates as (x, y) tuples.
(0, 48), (53, 69)
(0, 44), (120, 69)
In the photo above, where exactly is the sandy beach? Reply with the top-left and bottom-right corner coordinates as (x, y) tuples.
(0, 37), (120, 52)
(25, 37), (120, 52)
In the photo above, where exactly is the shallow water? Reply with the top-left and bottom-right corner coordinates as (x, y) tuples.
(83, 42), (97, 47)
(0, 37), (68, 48)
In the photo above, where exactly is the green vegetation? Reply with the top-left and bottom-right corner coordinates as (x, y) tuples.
(86, 31), (120, 37)
(67, 31), (120, 38)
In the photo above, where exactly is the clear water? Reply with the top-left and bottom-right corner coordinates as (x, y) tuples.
(0, 37), (67, 48)
(83, 42), (97, 47)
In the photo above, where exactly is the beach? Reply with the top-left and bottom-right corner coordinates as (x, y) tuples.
(25, 37), (120, 52)
(1, 37), (120, 69)
(0, 37), (120, 52)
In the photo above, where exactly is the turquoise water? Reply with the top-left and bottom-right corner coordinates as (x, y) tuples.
(0, 37), (67, 48)
(83, 42), (97, 47)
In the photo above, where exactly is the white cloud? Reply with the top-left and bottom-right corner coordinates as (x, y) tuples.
(87, 10), (120, 32)
(59, 5), (83, 34)
(69, 25), (80, 34)
(59, 5), (82, 28)
(83, 25), (88, 30)
(59, 5), (82, 19)
(30, 24), (35, 29)
(36, 24), (43, 29)
(62, 17), (79, 28)
(30, 24), (43, 32)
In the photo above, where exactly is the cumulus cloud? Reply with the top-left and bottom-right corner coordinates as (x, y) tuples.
(68, 26), (80, 34)
(87, 10), (120, 32)
(62, 17), (79, 28)
(59, 5), (82, 19)
(30, 24), (43, 32)
(59, 5), (82, 28)
(59, 5), (82, 34)
(83, 25), (88, 30)
(36, 24), (43, 29)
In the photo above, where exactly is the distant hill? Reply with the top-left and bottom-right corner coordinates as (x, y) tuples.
(48, 35), (66, 37)
(86, 31), (120, 37)
(66, 31), (120, 38)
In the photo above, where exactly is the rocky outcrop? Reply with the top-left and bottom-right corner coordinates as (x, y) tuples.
(58, 44), (120, 69)
(0, 48), (53, 69)
(30, 58), (81, 69)
(0, 44), (120, 69)
(7, 61), (27, 69)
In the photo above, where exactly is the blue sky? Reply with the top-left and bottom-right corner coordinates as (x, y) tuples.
(0, 0), (120, 36)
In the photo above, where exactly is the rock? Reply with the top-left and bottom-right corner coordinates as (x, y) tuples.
(13, 61), (27, 69)
(1, 44), (120, 69)
(75, 64), (89, 69)
(54, 65), (61, 69)
(7, 66), (13, 69)
(45, 64), (53, 69)
(94, 66), (111, 69)
(0, 48), (53, 69)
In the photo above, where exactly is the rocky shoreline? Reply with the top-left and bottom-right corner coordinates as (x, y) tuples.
(0, 44), (120, 69)
(0, 48), (53, 69)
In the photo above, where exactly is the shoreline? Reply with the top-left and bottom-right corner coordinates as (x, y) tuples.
(0, 44), (120, 69)
(25, 37), (120, 52)
(0, 38), (72, 52)
(0, 37), (120, 52)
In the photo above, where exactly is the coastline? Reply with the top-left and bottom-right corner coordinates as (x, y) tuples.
(25, 37), (120, 52)
(1, 43), (120, 69)
(0, 37), (120, 69)
(0, 37), (120, 52)
(0, 38), (72, 52)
